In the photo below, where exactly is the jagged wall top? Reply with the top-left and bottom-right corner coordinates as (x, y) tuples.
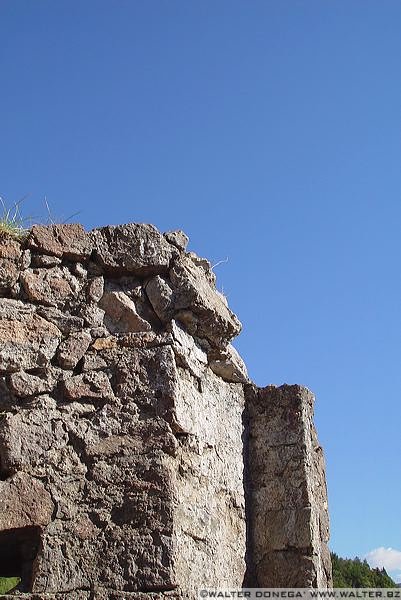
(0, 222), (247, 383)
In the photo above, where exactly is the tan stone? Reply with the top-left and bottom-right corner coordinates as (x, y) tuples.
(99, 290), (152, 333)
(209, 344), (249, 383)
(91, 336), (117, 350)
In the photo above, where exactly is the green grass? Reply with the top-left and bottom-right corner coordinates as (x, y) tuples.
(0, 197), (29, 241)
(0, 577), (20, 594)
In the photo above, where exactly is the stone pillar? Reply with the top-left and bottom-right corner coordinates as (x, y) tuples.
(245, 384), (332, 587)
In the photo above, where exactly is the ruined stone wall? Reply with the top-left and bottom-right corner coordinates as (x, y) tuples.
(0, 223), (331, 598)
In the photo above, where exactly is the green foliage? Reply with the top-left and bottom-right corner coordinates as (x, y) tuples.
(331, 552), (397, 588)
(0, 577), (20, 594)
(0, 197), (29, 241)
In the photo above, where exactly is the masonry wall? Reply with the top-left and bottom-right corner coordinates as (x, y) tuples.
(0, 223), (331, 598)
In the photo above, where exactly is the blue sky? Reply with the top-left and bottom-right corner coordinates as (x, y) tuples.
(1, 0), (400, 581)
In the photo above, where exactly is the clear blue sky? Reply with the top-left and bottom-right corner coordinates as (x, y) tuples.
(1, 0), (400, 581)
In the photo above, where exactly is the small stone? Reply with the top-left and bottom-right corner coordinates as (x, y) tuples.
(62, 371), (114, 401)
(20, 267), (81, 307)
(164, 230), (189, 251)
(79, 303), (105, 327)
(91, 336), (117, 351)
(170, 255), (241, 348)
(8, 368), (62, 397)
(208, 344), (249, 383)
(99, 290), (152, 333)
(146, 276), (175, 322)
(31, 254), (62, 268)
(81, 353), (108, 371)
(57, 330), (92, 369)
(89, 326), (109, 339)
(169, 320), (208, 379)
(28, 224), (92, 261)
(71, 262), (87, 279)
(36, 306), (85, 334)
(21, 248), (31, 269)
(0, 236), (22, 260)
(86, 276), (104, 302)
(0, 237), (22, 293)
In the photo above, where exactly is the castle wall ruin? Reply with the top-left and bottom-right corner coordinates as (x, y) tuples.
(0, 223), (331, 598)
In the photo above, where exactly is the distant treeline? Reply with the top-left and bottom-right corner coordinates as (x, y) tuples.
(331, 552), (397, 587)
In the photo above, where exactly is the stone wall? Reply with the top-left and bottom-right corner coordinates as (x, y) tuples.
(0, 223), (331, 598)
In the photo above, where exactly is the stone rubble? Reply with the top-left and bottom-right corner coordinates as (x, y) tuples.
(0, 222), (332, 598)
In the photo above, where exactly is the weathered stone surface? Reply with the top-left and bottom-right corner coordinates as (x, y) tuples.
(20, 267), (81, 307)
(28, 224), (92, 260)
(146, 275), (175, 322)
(0, 472), (54, 529)
(0, 222), (331, 595)
(170, 255), (241, 348)
(81, 353), (108, 371)
(209, 344), (249, 383)
(172, 367), (246, 592)
(62, 371), (115, 401)
(0, 237), (22, 260)
(164, 229), (189, 251)
(57, 330), (92, 369)
(0, 237), (22, 293)
(99, 290), (151, 333)
(91, 223), (176, 276)
(8, 368), (62, 397)
(169, 320), (207, 379)
(79, 302), (106, 327)
(31, 254), (62, 267)
(245, 384), (332, 587)
(0, 299), (62, 372)
(36, 305), (85, 333)
(86, 276), (104, 302)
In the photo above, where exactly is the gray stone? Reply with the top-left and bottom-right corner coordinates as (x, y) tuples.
(146, 275), (175, 322)
(169, 320), (207, 379)
(164, 229), (189, 251)
(8, 368), (62, 397)
(36, 306), (85, 333)
(79, 302), (106, 327)
(170, 255), (241, 348)
(91, 223), (176, 276)
(0, 236), (22, 293)
(245, 384), (332, 587)
(81, 353), (108, 372)
(62, 371), (115, 402)
(31, 254), (62, 268)
(86, 276), (104, 302)
(57, 330), (92, 369)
